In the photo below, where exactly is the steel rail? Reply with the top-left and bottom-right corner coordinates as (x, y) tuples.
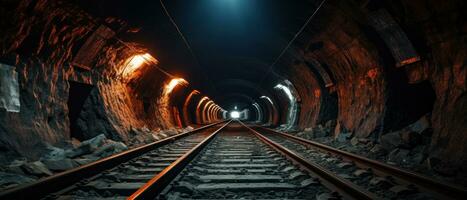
(128, 120), (232, 200)
(253, 125), (467, 199)
(238, 121), (379, 200)
(0, 121), (227, 199)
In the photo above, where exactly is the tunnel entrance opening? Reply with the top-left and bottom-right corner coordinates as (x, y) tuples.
(67, 81), (95, 141)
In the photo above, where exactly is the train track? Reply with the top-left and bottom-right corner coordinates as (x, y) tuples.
(251, 125), (467, 200)
(3, 120), (465, 199)
(129, 121), (379, 200)
(0, 121), (229, 200)
(154, 125), (331, 199)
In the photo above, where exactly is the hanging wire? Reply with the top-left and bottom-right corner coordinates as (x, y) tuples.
(159, 0), (196, 62)
(259, 0), (327, 86)
(159, 0), (218, 93)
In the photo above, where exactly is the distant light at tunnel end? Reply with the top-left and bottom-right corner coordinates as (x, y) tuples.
(230, 111), (240, 119)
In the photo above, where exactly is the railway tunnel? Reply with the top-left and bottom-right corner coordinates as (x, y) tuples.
(0, 0), (466, 199)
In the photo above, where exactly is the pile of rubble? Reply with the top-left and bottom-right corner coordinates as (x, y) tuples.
(331, 115), (433, 173)
(0, 125), (194, 191)
(0, 134), (127, 190)
(127, 126), (194, 147)
(292, 115), (453, 181)
(293, 119), (337, 140)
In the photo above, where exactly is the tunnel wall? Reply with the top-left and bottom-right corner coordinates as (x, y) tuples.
(384, 0), (467, 167)
(307, 5), (388, 138)
(280, 0), (466, 169)
(0, 0), (100, 158)
(274, 4), (386, 136)
(0, 0), (186, 159)
(288, 63), (322, 128)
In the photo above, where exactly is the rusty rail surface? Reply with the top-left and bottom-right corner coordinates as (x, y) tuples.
(0, 121), (228, 199)
(128, 120), (232, 200)
(239, 122), (378, 200)
(253, 125), (467, 199)
(128, 120), (377, 200)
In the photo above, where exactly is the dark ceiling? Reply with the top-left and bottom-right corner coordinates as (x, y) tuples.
(73, 0), (320, 109)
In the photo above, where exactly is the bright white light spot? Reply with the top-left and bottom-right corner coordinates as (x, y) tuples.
(230, 111), (240, 119)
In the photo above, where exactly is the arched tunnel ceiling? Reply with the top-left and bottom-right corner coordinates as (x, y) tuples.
(72, 0), (321, 98)
(211, 79), (273, 103)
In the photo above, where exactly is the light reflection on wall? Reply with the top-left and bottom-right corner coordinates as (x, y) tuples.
(260, 96), (274, 105)
(164, 78), (188, 96)
(202, 100), (215, 122)
(159, 78), (188, 127)
(252, 103), (262, 122)
(121, 53), (157, 77)
(196, 97), (210, 124)
(274, 84), (294, 102)
(274, 80), (300, 130)
(183, 90), (200, 123)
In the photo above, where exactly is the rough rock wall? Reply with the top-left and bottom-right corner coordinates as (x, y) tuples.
(301, 3), (388, 138)
(387, 0), (467, 167)
(316, 87), (338, 126)
(291, 0), (445, 138)
(0, 0), (97, 158)
(290, 0), (466, 169)
(0, 0), (179, 159)
(155, 80), (178, 129)
(126, 64), (177, 130)
(87, 44), (158, 142)
(76, 79), (149, 142)
(429, 39), (467, 167)
(74, 88), (119, 141)
(286, 59), (338, 129)
(287, 62), (323, 128)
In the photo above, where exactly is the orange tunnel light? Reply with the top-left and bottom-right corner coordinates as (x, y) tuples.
(207, 103), (217, 122)
(213, 106), (220, 121)
(183, 90), (200, 124)
(202, 101), (215, 123)
(122, 53), (157, 77)
(165, 78), (188, 95)
(196, 97), (210, 124)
